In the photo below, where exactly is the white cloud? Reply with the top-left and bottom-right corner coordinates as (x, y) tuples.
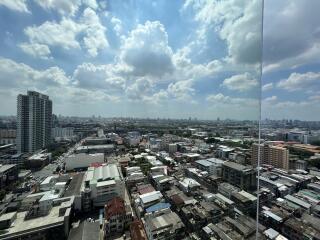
(206, 93), (258, 107)
(222, 72), (258, 91)
(263, 0), (320, 72)
(183, 0), (262, 65)
(0, 0), (29, 13)
(34, 0), (80, 16)
(82, 0), (98, 9)
(262, 95), (320, 120)
(24, 18), (83, 50)
(81, 8), (108, 57)
(262, 83), (273, 91)
(263, 95), (277, 103)
(206, 93), (259, 120)
(19, 43), (51, 60)
(120, 21), (174, 78)
(73, 62), (125, 91)
(23, 8), (108, 57)
(0, 57), (70, 89)
(309, 95), (320, 101)
(111, 17), (123, 36)
(167, 80), (195, 102)
(33, 0), (99, 16)
(277, 72), (320, 91)
(126, 77), (153, 100)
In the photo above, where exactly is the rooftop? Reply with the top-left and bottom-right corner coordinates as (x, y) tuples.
(146, 202), (171, 213)
(0, 164), (16, 173)
(68, 221), (101, 240)
(223, 161), (252, 171)
(0, 197), (73, 239)
(105, 197), (126, 219)
(85, 163), (122, 184)
(64, 173), (85, 197)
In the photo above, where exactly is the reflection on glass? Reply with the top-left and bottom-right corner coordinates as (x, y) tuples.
(7, 0), (318, 240)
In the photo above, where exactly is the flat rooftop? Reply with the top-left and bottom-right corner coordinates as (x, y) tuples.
(64, 173), (85, 197)
(0, 198), (73, 239)
(0, 164), (16, 173)
(223, 161), (253, 172)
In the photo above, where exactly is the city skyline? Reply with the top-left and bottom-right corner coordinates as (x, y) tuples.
(0, 0), (319, 121)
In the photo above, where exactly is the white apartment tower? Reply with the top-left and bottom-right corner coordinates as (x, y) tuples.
(17, 91), (52, 153)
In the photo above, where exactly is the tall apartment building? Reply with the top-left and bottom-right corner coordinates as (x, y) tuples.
(17, 91), (52, 153)
(251, 143), (289, 170)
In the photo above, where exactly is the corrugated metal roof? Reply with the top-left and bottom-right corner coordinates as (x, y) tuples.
(146, 202), (171, 213)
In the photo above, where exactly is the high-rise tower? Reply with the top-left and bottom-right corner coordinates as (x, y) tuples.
(17, 91), (52, 153)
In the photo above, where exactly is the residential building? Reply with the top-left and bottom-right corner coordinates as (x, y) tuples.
(251, 143), (289, 170)
(0, 164), (18, 190)
(222, 162), (257, 191)
(0, 129), (16, 145)
(143, 208), (185, 240)
(195, 158), (224, 176)
(104, 197), (133, 234)
(17, 91), (52, 153)
(27, 150), (52, 169)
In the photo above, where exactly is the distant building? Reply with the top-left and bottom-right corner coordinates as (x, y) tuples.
(104, 197), (133, 234)
(168, 144), (177, 154)
(17, 91), (52, 153)
(251, 143), (289, 170)
(195, 158), (224, 176)
(27, 150), (52, 169)
(222, 162), (256, 191)
(0, 164), (18, 190)
(0, 129), (16, 145)
(143, 208), (185, 240)
(65, 153), (104, 171)
(52, 127), (75, 140)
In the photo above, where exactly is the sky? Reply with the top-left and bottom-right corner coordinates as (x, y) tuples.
(0, 0), (318, 120)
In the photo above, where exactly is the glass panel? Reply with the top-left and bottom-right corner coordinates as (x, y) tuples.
(0, 1), (264, 240)
(261, 1), (320, 239)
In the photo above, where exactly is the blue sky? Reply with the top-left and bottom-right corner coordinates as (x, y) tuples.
(0, 0), (318, 120)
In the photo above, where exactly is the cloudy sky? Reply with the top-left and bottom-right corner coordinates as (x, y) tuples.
(0, 0), (318, 120)
(262, 0), (320, 121)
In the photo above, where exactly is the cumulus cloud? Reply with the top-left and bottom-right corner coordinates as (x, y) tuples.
(206, 93), (258, 107)
(19, 43), (51, 59)
(277, 72), (320, 91)
(183, 0), (262, 65)
(0, 57), (70, 89)
(0, 57), (121, 108)
(222, 73), (258, 92)
(206, 93), (259, 120)
(23, 7), (108, 57)
(33, 0), (98, 16)
(111, 17), (123, 36)
(73, 62), (125, 91)
(81, 8), (109, 57)
(24, 18), (82, 50)
(0, 0), (29, 13)
(263, 95), (277, 103)
(263, 0), (320, 72)
(167, 80), (195, 102)
(262, 95), (320, 120)
(120, 21), (174, 77)
(262, 83), (273, 91)
(126, 77), (153, 100)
